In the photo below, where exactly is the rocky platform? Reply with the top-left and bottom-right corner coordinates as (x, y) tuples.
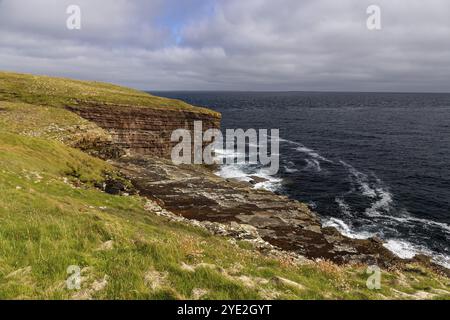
(113, 155), (412, 269)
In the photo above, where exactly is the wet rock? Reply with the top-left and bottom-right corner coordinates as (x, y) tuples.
(249, 176), (269, 185)
(370, 236), (384, 244)
(102, 172), (136, 196)
(104, 179), (126, 195)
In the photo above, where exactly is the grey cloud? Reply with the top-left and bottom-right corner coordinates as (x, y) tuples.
(0, 0), (449, 92)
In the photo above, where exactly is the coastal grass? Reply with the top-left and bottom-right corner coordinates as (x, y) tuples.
(0, 71), (219, 117)
(0, 132), (448, 299)
(0, 101), (92, 140)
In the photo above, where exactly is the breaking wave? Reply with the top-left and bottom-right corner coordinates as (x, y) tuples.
(383, 239), (450, 269)
(322, 217), (376, 240)
(327, 160), (450, 268)
(216, 137), (450, 269)
(278, 138), (333, 163)
(284, 161), (299, 173)
(324, 217), (450, 269)
(303, 159), (322, 173)
(214, 143), (282, 192)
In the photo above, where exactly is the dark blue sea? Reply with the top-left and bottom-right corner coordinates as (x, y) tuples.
(152, 91), (450, 268)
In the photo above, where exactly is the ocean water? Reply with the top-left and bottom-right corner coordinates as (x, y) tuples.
(152, 91), (450, 268)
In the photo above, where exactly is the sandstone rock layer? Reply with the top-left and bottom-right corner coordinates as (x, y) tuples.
(67, 102), (221, 158)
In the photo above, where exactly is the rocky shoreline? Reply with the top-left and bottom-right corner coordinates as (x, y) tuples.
(108, 154), (448, 276)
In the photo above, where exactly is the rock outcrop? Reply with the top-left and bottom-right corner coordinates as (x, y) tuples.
(67, 101), (221, 158)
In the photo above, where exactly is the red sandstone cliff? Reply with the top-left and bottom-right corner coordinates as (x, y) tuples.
(67, 101), (221, 158)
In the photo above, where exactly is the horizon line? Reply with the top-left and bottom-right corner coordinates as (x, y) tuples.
(147, 89), (450, 95)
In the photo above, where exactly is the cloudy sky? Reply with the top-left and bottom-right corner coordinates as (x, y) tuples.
(0, 0), (449, 92)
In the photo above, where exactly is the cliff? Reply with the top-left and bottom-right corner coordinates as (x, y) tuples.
(66, 102), (221, 157)
(0, 71), (448, 299)
(0, 71), (221, 158)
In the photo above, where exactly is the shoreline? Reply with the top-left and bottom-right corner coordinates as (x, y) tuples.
(110, 154), (449, 276)
(213, 155), (450, 272)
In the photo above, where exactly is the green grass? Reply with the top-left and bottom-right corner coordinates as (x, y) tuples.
(0, 71), (220, 117)
(0, 132), (448, 300)
(0, 101), (95, 141)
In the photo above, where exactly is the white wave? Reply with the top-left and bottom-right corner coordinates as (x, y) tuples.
(252, 168), (283, 192)
(216, 165), (282, 192)
(340, 161), (377, 198)
(213, 138), (283, 192)
(284, 161), (298, 173)
(402, 216), (450, 234)
(383, 239), (423, 259)
(303, 159), (322, 173)
(284, 166), (299, 173)
(277, 138), (333, 163)
(296, 146), (333, 163)
(322, 217), (375, 240)
(323, 219), (450, 269)
(339, 161), (394, 217)
(274, 137), (294, 144)
(213, 147), (245, 163)
(338, 160), (449, 235)
(214, 148), (239, 157)
(365, 187), (394, 217)
(217, 164), (252, 182)
(308, 201), (317, 210)
(335, 197), (352, 217)
(375, 212), (450, 235)
(253, 180), (282, 192)
(383, 239), (450, 269)
(326, 160), (450, 270)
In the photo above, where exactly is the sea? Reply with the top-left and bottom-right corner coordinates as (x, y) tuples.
(152, 91), (450, 268)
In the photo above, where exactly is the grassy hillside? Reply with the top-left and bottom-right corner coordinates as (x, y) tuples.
(0, 72), (448, 299)
(0, 71), (219, 116)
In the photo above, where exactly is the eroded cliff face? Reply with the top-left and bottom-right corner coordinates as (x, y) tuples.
(67, 101), (221, 158)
